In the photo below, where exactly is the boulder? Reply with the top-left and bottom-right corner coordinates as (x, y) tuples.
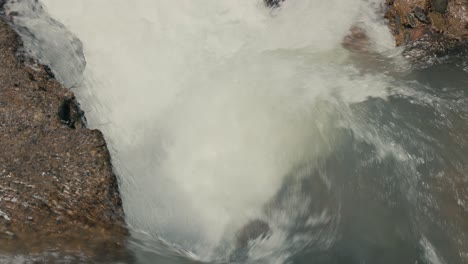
(0, 13), (129, 262)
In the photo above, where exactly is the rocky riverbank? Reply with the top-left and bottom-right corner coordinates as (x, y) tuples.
(385, 0), (467, 63)
(385, 0), (467, 46)
(0, 5), (129, 262)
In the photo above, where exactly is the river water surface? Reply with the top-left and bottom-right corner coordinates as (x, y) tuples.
(4, 0), (468, 263)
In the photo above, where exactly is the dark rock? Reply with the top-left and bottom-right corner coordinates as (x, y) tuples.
(395, 15), (401, 34)
(413, 7), (429, 24)
(407, 13), (417, 28)
(265, 0), (284, 8)
(58, 97), (85, 129)
(43, 65), (55, 79)
(430, 0), (449, 13)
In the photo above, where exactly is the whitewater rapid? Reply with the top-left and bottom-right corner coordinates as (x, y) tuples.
(7, 0), (397, 261)
(8, 0), (468, 263)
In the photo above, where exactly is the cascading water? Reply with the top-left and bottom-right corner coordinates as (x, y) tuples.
(3, 0), (468, 263)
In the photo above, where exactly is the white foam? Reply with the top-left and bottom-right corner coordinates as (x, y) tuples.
(420, 236), (446, 264)
(15, 0), (396, 260)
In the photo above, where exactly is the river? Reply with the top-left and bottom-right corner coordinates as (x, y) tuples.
(4, 0), (468, 263)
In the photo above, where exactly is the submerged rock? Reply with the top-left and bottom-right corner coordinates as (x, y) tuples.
(264, 0), (285, 8)
(230, 219), (272, 262)
(0, 11), (129, 262)
(342, 25), (372, 53)
(235, 219), (271, 249)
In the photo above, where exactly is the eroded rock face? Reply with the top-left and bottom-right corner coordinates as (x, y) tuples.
(0, 13), (129, 262)
(385, 0), (468, 63)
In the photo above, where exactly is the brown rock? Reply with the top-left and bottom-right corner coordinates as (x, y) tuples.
(385, 0), (468, 64)
(385, 0), (430, 45)
(0, 11), (130, 262)
(429, 12), (448, 32)
(446, 0), (468, 39)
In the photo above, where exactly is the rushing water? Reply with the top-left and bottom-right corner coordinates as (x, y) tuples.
(4, 0), (468, 263)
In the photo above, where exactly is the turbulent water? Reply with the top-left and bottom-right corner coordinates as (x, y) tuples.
(4, 0), (468, 263)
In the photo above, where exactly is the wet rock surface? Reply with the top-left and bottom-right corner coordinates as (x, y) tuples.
(0, 9), (129, 262)
(385, 0), (468, 64)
